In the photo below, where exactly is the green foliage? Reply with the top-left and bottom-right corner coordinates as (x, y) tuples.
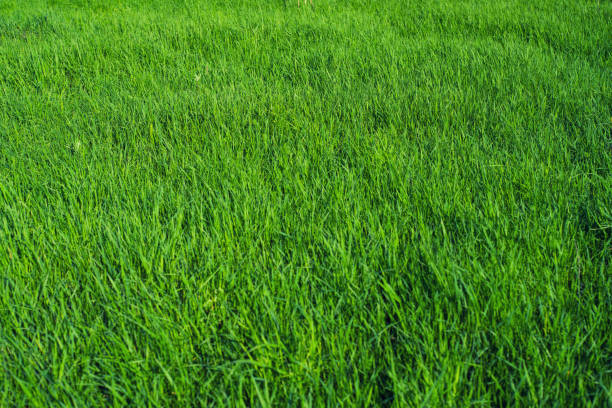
(0, 0), (610, 406)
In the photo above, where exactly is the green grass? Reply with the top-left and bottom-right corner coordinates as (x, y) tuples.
(0, 0), (610, 406)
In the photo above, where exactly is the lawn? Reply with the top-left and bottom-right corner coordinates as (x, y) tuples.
(0, 0), (610, 406)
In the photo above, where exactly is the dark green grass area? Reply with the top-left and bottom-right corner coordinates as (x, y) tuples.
(0, 0), (611, 405)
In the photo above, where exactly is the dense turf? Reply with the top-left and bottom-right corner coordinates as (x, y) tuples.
(0, 0), (611, 406)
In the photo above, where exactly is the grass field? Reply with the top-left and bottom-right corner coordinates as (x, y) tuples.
(0, 0), (611, 406)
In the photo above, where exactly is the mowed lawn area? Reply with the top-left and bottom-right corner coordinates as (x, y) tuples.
(0, 0), (610, 406)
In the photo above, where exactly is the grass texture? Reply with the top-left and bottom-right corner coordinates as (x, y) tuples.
(0, 0), (611, 406)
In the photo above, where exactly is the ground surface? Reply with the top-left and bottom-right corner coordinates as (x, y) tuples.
(0, 0), (611, 406)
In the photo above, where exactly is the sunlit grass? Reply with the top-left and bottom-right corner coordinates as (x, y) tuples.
(0, 0), (610, 406)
